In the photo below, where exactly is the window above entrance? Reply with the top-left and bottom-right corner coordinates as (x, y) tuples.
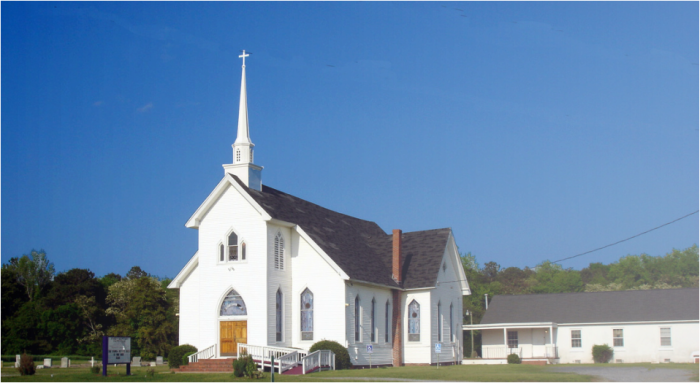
(221, 289), (247, 316)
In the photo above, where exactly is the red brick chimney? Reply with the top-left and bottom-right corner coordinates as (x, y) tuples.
(392, 229), (402, 283)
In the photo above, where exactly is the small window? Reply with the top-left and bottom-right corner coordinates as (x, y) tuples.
(354, 296), (361, 342)
(241, 242), (246, 260)
(385, 300), (390, 343)
(301, 289), (313, 340)
(408, 300), (420, 342)
(438, 301), (443, 342)
(371, 298), (376, 342)
(276, 289), (283, 342)
(219, 243), (225, 262)
(274, 233), (284, 270)
(507, 331), (518, 348)
(250, 149), (253, 162)
(571, 330), (581, 348)
(228, 232), (238, 261)
(442, 262), (446, 272)
(660, 328), (671, 346)
(236, 149), (241, 162)
(613, 329), (623, 347)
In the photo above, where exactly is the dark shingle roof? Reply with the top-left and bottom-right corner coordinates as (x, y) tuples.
(480, 288), (699, 324)
(231, 175), (450, 289)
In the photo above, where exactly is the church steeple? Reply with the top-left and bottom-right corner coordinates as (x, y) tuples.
(224, 50), (263, 190)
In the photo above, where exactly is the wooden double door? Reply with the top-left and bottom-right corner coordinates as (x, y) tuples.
(220, 321), (247, 356)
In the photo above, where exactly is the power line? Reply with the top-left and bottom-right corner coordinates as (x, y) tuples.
(550, 210), (698, 264)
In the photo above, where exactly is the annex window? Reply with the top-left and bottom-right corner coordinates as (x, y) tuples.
(219, 243), (225, 262)
(228, 232), (239, 261)
(450, 303), (454, 342)
(371, 298), (376, 342)
(571, 330), (582, 348)
(220, 289), (247, 316)
(385, 300), (390, 343)
(276, 289), (283, 342)
(354, 296), (361, 342)
(613, 329), (624, 347)
(507, 331), (518, 348)
(301, 288), (313, 340)
(438, 302), (443, 342)
(660, 328), (671, 346)
(408, 300), (420, 342)
(274, 232), (284, 270)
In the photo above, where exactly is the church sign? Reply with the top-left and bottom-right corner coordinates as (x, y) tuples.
(102, 336), (131, 376)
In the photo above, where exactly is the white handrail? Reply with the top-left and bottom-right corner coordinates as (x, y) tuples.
(188, 344), (216, 364)
(277, 351), (298, 373)
(302, 350), (335, 374)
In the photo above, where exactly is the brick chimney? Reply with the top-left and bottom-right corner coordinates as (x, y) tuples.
(392, 229), (402, 283)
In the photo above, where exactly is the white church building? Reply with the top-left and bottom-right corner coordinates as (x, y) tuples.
(169, 52), (471, 367)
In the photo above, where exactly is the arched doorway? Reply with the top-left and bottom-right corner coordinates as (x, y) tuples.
(219, 289), (247, 356)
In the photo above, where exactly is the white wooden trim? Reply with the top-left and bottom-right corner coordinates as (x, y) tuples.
(168, 251), (199, 288)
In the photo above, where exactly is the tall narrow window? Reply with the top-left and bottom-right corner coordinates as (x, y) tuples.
(371, 298), (376, 342)
(301, 289), (313, 340)
(437, 302), (443, 342)
(228, 232), (238, 261)
(241, 242), (246, 260)
(613, 329), (624, 347)
(571, 330), (582, 348)
(274, 233), (284, 270)
(660, 328), (671, 346)
(507, 331), (518, 348)
(408, 300), (420, 342)
(354, 296), (360, 342)
(385, 300), (390, 343)
(236, 149), (241, 162)
(450, 303), (454, 342)
(250, 150), (253, 162)
(219, 243), (225, 262)
(276, 289), (283, 342)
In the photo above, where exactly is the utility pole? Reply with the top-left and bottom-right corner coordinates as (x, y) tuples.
(465, 310), (474, 357)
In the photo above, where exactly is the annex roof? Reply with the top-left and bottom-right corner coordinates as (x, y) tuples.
(480, 288), (700, 325)
(230, 175), (451, 289)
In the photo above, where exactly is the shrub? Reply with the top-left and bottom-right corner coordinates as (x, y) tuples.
(308, 340), (351, 370)
(592, 344), (613, 363)
(507, 353), (521, 364)
(233, 353), (255, 378)
(90, 366), (101, 374)
(17, 353), (36, 376)
(167, 344), (197, 369)
(145, 368), (156, 378)
(182, 351), (196, 366)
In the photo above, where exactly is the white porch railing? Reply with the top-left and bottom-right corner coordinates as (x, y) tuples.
(237, 343), (308, 372)
(482, 347), (522, 359)
(530, 345), (558, 358)
(302, 350), (335, 374)
(277, 351), (298, 373)
(188, 344), (216, 363)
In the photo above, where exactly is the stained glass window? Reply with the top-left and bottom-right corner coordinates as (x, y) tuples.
(371, 298), (376, 342)
(354, 296), (360, 342)
(241, 242), (246, 261)
(450, 303), (454, 342)
(408, 300), (420, 342)
(219, 243), (224, 262)
(438, 302), (443, 342)
(220, 289), (247, 316)
(276, 289), (282, 342)
(385, 300), (390, 343)
(228, 232), (238, 261)
(301, 289), (313, 340)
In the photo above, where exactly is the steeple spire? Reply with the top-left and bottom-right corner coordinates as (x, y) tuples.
(223, 50), (263, 190)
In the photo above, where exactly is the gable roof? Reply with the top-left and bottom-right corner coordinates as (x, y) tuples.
(480, 288), (699, 325)
(230, 175), (451, 289)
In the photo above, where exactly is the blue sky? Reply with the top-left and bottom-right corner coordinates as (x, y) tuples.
(2, 2), (698, 279)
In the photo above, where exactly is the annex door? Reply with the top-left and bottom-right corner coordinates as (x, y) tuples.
(220, 321), (247, 356)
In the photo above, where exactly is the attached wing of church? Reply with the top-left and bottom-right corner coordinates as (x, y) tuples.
(169, 52), (471, 367)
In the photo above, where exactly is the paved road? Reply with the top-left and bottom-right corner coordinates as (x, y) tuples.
(552, 366), (695, 382)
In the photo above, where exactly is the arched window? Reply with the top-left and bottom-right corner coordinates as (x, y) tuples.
(274, 233), (284, 270)
(228, 232), (238, 261)
(438, 301), (443, 342)
(408, 300), (420, 342)
(354, 296), (361, 342)
(301, 288), (313, 340)
(371, 298), (376, 342)
(241, 242), (246, 261)
(450, 303), (454, 342)
(385, 300), (390, 343)
(220, 289), (247, 316)
(276, 289), (283, 342)
(219, 243), (225, 262)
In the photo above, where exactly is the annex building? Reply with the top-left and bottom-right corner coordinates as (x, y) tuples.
(169, 52), (471, 368)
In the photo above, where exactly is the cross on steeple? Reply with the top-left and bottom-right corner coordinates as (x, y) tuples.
(239, 50), (249, 67)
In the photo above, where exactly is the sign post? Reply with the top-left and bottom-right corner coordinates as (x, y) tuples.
(102, 336), (131, 376)
(366, 345), (373, 369)
(435, 343), (442, 369)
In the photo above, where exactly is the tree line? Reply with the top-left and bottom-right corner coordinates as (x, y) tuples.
(1, 251), (178, 359)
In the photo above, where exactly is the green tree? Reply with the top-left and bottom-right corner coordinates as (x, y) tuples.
(13, 250), (55, 301)
(529, 261), (583, 294)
